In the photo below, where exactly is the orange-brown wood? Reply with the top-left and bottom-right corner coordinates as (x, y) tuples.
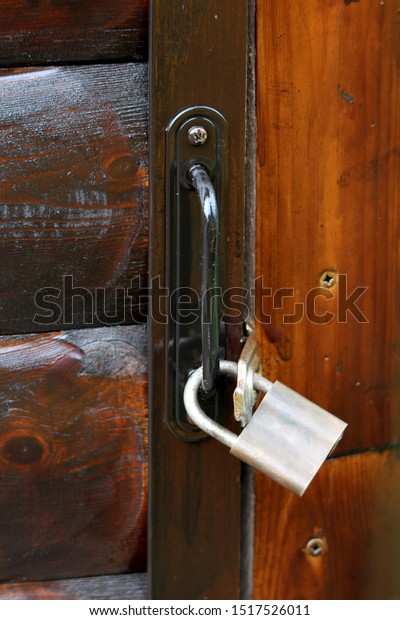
(253, 448), (400, 600)
(256, 0), (400, 454)
(0, 65), (148, 334)
(255, 0), (400, 599)
(0, 326), (147, 582)
(0, 0), (148, 64)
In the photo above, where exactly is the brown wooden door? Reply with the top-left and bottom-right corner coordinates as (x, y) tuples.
(253, 0), (400, 600)
(0, 0), (398, 602)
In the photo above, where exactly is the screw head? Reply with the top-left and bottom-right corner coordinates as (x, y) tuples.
(305, 537), (327, 557)
(320, 270), (337, 289)
(187, 126), (208, 146)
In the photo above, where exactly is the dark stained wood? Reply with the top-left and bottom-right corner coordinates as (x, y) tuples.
(0, 574), (147, 600)
(0, 65), (148, 334)
(149, 0), (248, 600)
(253, 448), (400, 600)
(0, 326), (147, 582)
(0, 1), (148, 65)
(255, 0), (400, 456)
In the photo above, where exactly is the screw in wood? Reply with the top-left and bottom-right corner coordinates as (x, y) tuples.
(320, 270), (337, 288)
(305, 537), (327, 557)
(187, 126), (208, 146)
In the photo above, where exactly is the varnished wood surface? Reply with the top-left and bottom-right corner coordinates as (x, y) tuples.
(254, 0), (400, 600)
(0, 574), (147, 600)
(0, 65), (148, 334)
(149, 0), (249, 599)
(0, 326), (147, 582)
(0, 1), (148, 64)
(256, 0), (400, 455)
(253, 448), (400, 600)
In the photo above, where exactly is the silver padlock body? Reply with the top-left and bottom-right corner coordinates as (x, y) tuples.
(230, 381), (347, 496)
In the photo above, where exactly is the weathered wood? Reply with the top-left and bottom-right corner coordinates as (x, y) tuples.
(255, 0), (400, 454)
(253, 448), (400, 600)
(0, 1), (148, 64)
(0, 574), (147, 600)
(0, 326), (147, 582)
(0, 65), (148, 334)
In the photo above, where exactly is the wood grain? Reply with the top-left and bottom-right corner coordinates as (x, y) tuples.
(254, 0), (400, 600)
(0, 574), (147, 600)
(253, 448), (400, 600)
(0, 1), (148, 64)
(256, 0), (400, 454)
(0, 65), (148, 335)
(0, 326), (147, 582)
(149, 0), (249, 599)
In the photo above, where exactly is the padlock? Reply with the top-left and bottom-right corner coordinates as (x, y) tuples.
(179, 161), (347, 493)
(184, 360), (347, 496)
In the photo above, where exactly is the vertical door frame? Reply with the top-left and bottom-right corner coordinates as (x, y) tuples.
(148, 0), (250, 599)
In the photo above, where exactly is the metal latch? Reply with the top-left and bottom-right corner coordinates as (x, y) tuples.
(165, 106), (228, 441)
(167, 105), (347, 494)
(184, 360), (347, 496)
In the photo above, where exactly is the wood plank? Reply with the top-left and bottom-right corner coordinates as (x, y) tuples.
(0, 574), (147, 600)
(149, 0), (249, 600)
(253, 448), (400, 600)
(0, 65), (148, 335)
(0, 326), (147, 582)
(0, 1), (148, 64)
(255, 0), (400, 454)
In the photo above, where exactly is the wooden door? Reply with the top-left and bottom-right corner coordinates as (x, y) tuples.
(254, 0), (400, 599)
(0, 0), (398, 602)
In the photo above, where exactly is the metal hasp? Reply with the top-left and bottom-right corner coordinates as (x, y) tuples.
(234, 329), (260, 426)
(165, 107), (228, 440)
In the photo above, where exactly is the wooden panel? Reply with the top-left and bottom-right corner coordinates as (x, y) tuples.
(149, 0), (249, 599)
(255, 0), (400, 454)
(0, 326), (147, 582)
(253, 448), (400, 600)
(0, 574), (147, 600)
(0, 1), (148, 64)
(0, 65), (148, 335)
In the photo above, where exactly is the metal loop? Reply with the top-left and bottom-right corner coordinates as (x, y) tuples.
(188, 164), (220, 394)
(234, 331), (260, 426)
(183, 360), (273, 447)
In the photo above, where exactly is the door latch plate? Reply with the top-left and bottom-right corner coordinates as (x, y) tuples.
(165, 106), (228, 441)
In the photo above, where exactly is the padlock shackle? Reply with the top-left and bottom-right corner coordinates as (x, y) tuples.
(184, 363), (237, 448)
(183, 360), (273, 448)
